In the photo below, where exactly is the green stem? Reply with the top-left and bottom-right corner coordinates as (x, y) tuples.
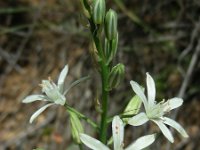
(79, 144), (83, 150)
(99, 63), (109, 143)
(88, 19), (110, 143)
(65, 104), (99, 131)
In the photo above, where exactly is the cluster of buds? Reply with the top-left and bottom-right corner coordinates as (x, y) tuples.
(80, 0), (119, 65)
(80, 0), (123, 88)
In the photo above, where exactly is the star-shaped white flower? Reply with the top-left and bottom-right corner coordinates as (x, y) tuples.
(22, 65), (68, 123)
(128, 73), (189, 143)
(80, 116), (155, 150)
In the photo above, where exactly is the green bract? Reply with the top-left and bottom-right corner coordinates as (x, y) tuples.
(80, 116), (156, 150)
(22, 65), (69, 123)
(93, 0), (106, 24)
(128, 73), (189, 143)
(105, 9), (118, 40)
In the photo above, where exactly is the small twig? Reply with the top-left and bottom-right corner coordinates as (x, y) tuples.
(178, 38), (200, 98)
(179, 23), (200, 60)
(178, 22), (200, 76)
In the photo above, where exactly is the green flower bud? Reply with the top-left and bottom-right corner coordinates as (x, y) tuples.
(104, 33), (118, 64)
(123, 95), (142, 122)
(92, 0), (106, 24)
(105, 9), (118, 40)
(69, 111), (84, 144)
(108, 63), (125, 90)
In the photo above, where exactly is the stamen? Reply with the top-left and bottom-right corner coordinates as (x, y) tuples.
(48, 76), (54, 84)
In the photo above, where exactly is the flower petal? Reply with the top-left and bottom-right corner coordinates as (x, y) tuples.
(80, 134), (110, 150)
(163, 117), (189, 138)
(163, 98), (183, 112)
(125, 134), (156, 150)
(112, 116), (124, 150)
(128, 112), (149, 126)
(152, 119), (174, 143)
(146, 73), (156, 107)
(130, 81), (148, 109)
(29, 103), (54, 123)
(58, 65), (68, 93)
(22, 95), (50, 103)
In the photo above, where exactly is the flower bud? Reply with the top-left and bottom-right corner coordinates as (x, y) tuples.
(92, 0), (106, 24)
(104, 33), (118, 64)
(105, 9), (118, 40)
(69, 111), (84, 144)
(108, 63), (125, 90)
(123, 95), (142, 122)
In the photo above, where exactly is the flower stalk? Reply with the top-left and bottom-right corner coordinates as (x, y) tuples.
(65, 104), (99, 130)
(88, 18), (110, 142)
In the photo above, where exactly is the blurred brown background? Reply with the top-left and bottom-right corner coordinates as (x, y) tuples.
(0, 0), (199, 150)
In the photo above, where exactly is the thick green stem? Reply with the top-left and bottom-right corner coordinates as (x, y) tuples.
(99, 63), (109, 143)
(88, 19), (110, 143)
(79, 144), (83, 150)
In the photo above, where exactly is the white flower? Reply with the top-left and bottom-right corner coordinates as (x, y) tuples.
(128, 73), (189, 143)
(22, 65), (69, 123)
(80, 116), (155, 150)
